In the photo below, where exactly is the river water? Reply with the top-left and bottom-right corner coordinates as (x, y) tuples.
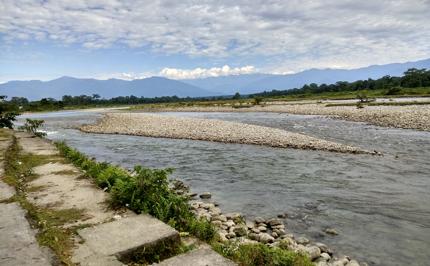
(18, 110), (430, 266)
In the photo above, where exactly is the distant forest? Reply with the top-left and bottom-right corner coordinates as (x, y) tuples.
(1, 68), (429, 113)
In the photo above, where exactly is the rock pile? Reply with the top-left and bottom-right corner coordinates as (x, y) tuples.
(191, 199), (368, 266)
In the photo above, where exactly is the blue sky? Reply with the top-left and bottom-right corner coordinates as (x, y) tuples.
(1, 0), (430, 83)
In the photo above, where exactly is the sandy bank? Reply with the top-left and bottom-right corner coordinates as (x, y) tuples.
(138, 104), (430, 131)
(81, 113), (375, 154)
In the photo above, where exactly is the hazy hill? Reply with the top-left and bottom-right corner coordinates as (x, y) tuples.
(0, 76), (215, 100)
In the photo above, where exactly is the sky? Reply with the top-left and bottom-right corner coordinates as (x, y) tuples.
(1, 0), (430, 83)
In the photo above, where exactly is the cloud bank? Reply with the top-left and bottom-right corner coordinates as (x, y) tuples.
(1, 0), (429, 72)
(160, 65), (255, 79)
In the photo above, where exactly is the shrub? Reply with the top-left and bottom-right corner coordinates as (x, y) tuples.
(385, 86), (402, 95)
(19, 119), (47, 137)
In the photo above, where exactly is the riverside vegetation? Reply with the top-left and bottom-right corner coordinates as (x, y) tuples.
(55, 141), (315, 266)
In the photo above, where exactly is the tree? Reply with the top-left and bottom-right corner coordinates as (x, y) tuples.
(232, 92), (241, 100)
(19, 119), (46, 137)
(0, 96), (19, 129)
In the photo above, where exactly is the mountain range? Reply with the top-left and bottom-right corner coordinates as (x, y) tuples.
(1, 58), (429, 100)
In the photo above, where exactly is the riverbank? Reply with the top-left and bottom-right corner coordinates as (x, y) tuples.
(134, 103), (430, 131)
(80, 113), (375, 154)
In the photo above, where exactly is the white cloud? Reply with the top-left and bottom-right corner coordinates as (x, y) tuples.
(159, 65), (256, 79)
(0, 0), (429, 72)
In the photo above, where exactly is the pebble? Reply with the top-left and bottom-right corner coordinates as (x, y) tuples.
(199, 192), (212, 199)
(325, 228), (339, 235)
(305, 245), (321, 261)
(255, 217), (266, 223)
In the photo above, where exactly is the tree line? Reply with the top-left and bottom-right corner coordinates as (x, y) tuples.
(250, 68), (430, 97)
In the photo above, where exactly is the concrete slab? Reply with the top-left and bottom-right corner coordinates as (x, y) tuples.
(77, 215), (180, 259)
(0, 181), (15, 201)
(0, 202), (51, 266)
(15, 132), (58, 156)
(156, 246), (237, 266)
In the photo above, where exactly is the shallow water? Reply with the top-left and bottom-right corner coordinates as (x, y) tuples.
(19, 111), (430, 266)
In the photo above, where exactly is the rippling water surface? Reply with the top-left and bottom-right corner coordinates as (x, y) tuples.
(19, 110), (430, 266)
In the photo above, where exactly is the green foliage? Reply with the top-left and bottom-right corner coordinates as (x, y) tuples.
(19, 119), (47, 137)
(385, 86), (402, 95)
(55, 142), (216, 242)
(213, 242), (313, 266)
(253, 96), (263, 105)
(356, 90), (369, 103)
(0, 95), (20, 129)
(232, 92), (241, 100)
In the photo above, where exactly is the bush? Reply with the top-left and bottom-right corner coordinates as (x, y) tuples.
(385, 86), (402, 95)
(19, 119), (47, 137)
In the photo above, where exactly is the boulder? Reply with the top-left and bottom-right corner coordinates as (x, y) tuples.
(267, 218), (283, 226)
(346, 260), (360, 266)
(315, 242), (329, 253)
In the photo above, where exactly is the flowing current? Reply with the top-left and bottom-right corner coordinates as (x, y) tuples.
(19, 110), (430, 266)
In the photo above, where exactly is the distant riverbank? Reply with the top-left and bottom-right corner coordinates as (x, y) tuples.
(133, 103), (430, 131)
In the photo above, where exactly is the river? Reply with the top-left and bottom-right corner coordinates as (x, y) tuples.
(18, 110), (430, 266)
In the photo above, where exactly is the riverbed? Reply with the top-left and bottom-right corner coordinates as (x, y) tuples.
(18, 110), (430, 266)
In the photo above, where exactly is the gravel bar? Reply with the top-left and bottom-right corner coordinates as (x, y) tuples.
(140, 104), (430, 131)
(81, 113), (375, 154)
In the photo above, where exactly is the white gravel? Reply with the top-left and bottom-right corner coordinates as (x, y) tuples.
(81, 113), (375, 154)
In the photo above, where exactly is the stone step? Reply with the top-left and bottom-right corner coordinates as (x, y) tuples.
(0, 181), (15, 201)
(155, 246), (237, 266)
(0, 202), (51, 266)
(73, 214), (180, 264)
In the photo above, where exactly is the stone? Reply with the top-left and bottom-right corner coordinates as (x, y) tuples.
(225, 220), (235, 228)
(258, 233), (275, 244)
(254, 217), (265, 224)
(0, 181), (15, 201)
(233, 225), (248, 237)
(272, 224), (285, 230)
(257, 225), (267, 232)
(320, 252), (331, 261)
(245, 221), (254, 229)
(346, 260), (360, 266)
(218, 233), (228, 242)
(271, 232), (278, 238)
(267, 218), (283, 226)
(305, 246), (321, 260)
(212, 214), (227, 222)
(277, 213), (287, 219)
(211, 220), (222, 227)
(251, 228), (260, 234)
(315, 262), (329, 266)
(325, 228), (339, 235)
(199, 192), (212, 199)
(156, 246), (236, 266)
(296, 236), (310, 245)
(315, 242), (329, 253)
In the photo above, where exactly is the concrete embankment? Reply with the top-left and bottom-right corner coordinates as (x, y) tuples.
(0, 130), (234, 266)
(81, 113), (375, 154)
(138, 103), (430, 131)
